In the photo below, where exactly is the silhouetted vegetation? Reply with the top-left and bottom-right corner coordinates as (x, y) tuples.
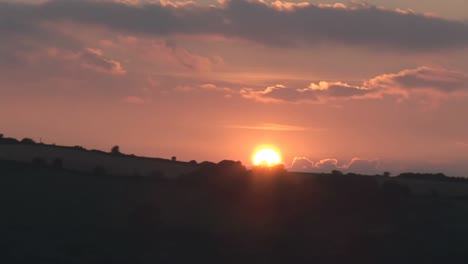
(21, 137), (36, 144)
(111, 145), (121, 155)
(0, 136), (20, 144)
(73, 145), (86, 151)
(398, 172), (468, 183)
(332, 169), (343, 176)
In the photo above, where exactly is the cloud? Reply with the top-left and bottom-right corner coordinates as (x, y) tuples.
(46, 47), (126, 75)
(123, 95), (145, 104)
(346, 158), (381, 175)
(1, 0), (468, 51)
(366, 67), (468, 95)
(455, 141), (468, 148)
(200, 83), (232, 92)
(175, 83), (235, 93)
(115, 37), (221, 72)
(240, 84), (314, 103)
(241, 67), (468, 103)
(289, 157), (315, 171)
(240, 82), (374, 103)
(80, 48), (126, 75)
(290, 157), (381, 174)
(226, 123), (308, 131)
(269, 1), (311, 11)
(314, 158), (340, 171)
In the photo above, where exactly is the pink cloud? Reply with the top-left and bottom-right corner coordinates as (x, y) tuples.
(290, 157), (381, 174)
(159, 0), (196, 8)
(80, 48), (126, 75)
(116, 36), (221, 72)
(46, 47), (126, 75)
(240, 67), (468, 104)
(270, 1), (310, 11)
(123, 96), (145, 104)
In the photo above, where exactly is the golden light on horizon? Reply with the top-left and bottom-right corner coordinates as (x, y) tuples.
(252, 147), (282, 167)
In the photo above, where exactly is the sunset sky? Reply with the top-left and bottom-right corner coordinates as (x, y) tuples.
(1, 0), (468, 175)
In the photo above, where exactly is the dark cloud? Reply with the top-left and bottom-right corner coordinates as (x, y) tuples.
(240, 67), (468, 103)
(1, 0), (468, 51)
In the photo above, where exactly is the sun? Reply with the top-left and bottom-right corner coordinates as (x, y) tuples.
(252, 147), (282, 167)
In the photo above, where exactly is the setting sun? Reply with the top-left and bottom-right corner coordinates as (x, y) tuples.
(252, 148), (282, 167)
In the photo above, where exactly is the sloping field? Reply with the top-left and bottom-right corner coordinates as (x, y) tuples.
(0, 144), (198, 178)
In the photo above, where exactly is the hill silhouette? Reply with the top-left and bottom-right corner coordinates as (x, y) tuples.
(2, 135), (468, 263)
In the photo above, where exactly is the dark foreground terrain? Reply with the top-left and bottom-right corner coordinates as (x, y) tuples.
(1, 159), (468, 263)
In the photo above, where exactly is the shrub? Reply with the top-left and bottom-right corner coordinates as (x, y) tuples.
(111, 145), (121, 155)
(21, 138), (36, 144)
(331, 170), (343, 176)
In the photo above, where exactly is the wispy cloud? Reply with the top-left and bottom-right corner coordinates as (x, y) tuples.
(123, 95), (145, 104)
(226, 123), (311, 132)
(455, 141), (468, 147)
(240, 67), (468, 104)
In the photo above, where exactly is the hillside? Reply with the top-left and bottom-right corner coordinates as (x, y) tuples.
(0, 137), (199, 178)
(2, 159), (468, 263)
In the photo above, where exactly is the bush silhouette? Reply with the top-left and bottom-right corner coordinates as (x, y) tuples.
(111, 145), (121, 155)
(331, 169), (343, 176)
(21, 138), (36, 144)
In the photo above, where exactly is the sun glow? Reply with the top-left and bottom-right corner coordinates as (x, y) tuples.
(252, 147), (282, 167)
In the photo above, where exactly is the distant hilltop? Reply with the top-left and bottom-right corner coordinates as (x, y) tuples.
(0, 134), (199, 178)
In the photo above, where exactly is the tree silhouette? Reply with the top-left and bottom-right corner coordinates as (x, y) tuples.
(331, 170), (343, 176)
(111, 145), (121, 155)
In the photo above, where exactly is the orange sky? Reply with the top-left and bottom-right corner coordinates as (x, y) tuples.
(1, 0), (468, 175)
